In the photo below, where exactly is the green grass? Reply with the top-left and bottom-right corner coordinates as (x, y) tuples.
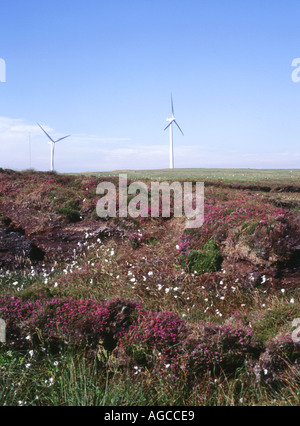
(81, 168), (300, 185)
(252, 302), (300, 344)
(0, 346), (299, 406)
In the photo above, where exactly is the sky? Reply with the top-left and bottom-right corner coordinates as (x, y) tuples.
(0, 0), (300, 172)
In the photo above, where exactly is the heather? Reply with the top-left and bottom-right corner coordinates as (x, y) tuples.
(0, 294), (298, 384)
(0, 169), (299, 406)
(0, 297), (141, 351)
(0, 293), (299, 406)
(178, 193), (289, 272)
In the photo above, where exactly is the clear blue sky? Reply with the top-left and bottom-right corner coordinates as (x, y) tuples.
(0, 0), (300, 172)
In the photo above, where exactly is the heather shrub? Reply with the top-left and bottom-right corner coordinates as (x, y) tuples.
(179, 196), (285, 258)
(186, 343), (223, 376)
(0, 295), (296, 385)
(0, 297), (37, 344)
(119, 310), (189, 371)
(0, 297), (141, 351)
(214, 324), (261, 370)
(119, 314), (262, 378)
(189, 322), (262, 374)
(128, 232), (145, 249)
(268, 335), (300, 365)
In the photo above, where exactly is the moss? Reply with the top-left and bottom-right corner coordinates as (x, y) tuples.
(58, 200), (82, 223)
(185, 239), (223, 274)
(147, 237), (158, 245)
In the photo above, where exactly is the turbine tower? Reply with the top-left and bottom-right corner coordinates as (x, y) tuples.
(164, 95), (184, 169)
(37, 123), (70, 172)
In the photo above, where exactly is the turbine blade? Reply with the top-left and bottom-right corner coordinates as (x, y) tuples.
(55, 135), (71, 143)
(174, 120), (184, 136)
(37, 123), (55, 143)
(171, 94), (174, 116)
(164, 122), (172, 131)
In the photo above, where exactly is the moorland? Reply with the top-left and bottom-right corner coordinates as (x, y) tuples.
(0, 168), (299, 406)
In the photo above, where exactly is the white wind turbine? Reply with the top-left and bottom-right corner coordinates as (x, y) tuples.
(37, 123), (70, 172)
(164, 95), (184, 169)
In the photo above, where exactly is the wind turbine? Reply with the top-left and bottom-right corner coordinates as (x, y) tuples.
(164, 95), (184, 169)
(37, 123), (70, 172)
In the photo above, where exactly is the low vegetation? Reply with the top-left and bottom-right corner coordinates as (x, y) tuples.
(0, 168), (299, 406)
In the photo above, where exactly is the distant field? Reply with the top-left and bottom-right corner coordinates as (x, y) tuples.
(84, 168), (300, 184)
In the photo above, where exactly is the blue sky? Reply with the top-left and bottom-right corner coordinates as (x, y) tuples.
(0, 0), (300, 172)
